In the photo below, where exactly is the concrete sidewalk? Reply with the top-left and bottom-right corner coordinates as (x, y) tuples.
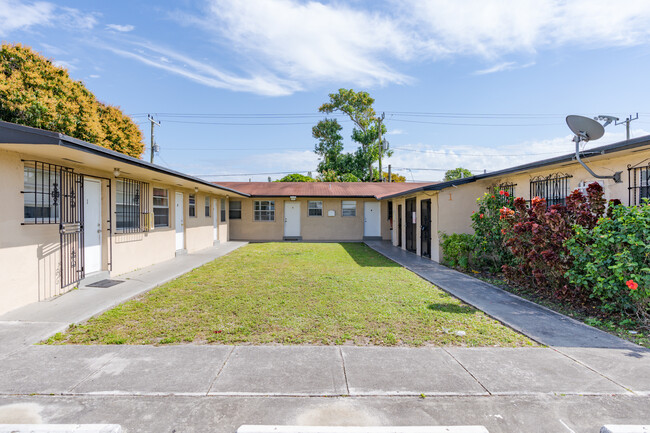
(1, 345), (649, 432)
(0, 241), (247, 358)
(365, 240), (639, 349)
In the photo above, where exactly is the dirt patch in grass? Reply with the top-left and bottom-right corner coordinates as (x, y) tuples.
(50, 243), (534, 347)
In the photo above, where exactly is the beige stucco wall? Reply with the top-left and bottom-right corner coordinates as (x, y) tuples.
(389, 146), (650, 263)
(0, 147), (232, 315)
(229, 197), (390, 241)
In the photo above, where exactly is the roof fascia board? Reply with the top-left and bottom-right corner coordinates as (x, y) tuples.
(0, 121), (249, 197)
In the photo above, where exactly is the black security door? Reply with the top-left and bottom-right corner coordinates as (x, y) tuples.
(405, 198), (416, 252)
(397, 204), (403, 247)
(421, 199), (431, 258)
(59, 168), (85, 288)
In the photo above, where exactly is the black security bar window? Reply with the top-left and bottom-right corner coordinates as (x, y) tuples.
(116, 178), (150, 233)
(628, 162), (650, 206)
(497, 182), (517, 197)
(22, 160), (65, 224)
(529, 173), (572, 207)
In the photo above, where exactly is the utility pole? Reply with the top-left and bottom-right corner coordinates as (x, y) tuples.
(388, 164), (392, 183)
(377, 112), (385, 182)
(615, 113), (638, 140)
(148, 114), (161, 164)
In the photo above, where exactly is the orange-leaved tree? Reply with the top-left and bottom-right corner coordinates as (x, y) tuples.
(0, 43), (144, 158)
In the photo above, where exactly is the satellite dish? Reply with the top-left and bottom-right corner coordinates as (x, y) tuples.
(566, 115), (604, 142)
(566, 114), (622, 183)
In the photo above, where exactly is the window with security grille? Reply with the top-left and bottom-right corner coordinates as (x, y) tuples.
(497, 182), (516, 197)
(529, 173), (572, 207)
(23, 161), (61, 224)
(254, 200), (275, 221)
(628, 162), (650, 206)
(308, 201), (323, 216)
(116, 178), (149, 232)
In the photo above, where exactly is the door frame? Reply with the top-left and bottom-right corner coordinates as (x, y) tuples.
(420, 199), (431, 258)
(405, 198), (417, 252)
(83, 177), (103, 274)
(397, 204), (403, 247)
(363, 201), (381, 238)
(283, 201), (301, 239)
(175, 192), (185, 251)
(212, 198), (219, 244)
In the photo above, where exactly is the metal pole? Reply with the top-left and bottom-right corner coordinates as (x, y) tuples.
(148, 115), (161, 164)
(388, 164), (392, 183)
(377, 112), (385, 182)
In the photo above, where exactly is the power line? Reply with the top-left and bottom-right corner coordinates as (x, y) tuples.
(392, 147), (566, 156)
(390, 118), (557, 127)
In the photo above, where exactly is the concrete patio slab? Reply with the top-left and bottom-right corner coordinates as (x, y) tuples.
(209, 346), (347, 396)
(2, 393), (650, 433)
(340, 347), (487, 396)
(74, 345), (232, 394)
(446, 347), (628, 395)
(555, 347), (650, 394)
(0, 346), (125, 394)
(365, 240), (639, 350)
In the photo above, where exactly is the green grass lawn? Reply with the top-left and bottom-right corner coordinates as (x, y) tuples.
(49, 243), (533, 346)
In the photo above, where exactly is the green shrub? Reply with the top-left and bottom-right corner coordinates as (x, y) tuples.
(470, 189), (515, 271)
(440, 232), (476, 270)
(566, 201), (650, 328)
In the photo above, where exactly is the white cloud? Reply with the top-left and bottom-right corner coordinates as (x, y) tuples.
(0, 0), (54, 36)
(106, 24), (134, 32)
(388, 129), (406, 135)
(181, 0), (413, 89)
(386, 128), (650, 181)
(103, 41), (301, 96)
(52, 59), (76, 70)
(89, 74), (100, 78)
(0, 0), (97, 36)
(474, 61), (535, 75)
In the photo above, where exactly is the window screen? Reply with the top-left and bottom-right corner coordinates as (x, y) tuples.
(153, 188), (169, 228)
(229, 200), (242, 219)
(254, 200), (275, 221)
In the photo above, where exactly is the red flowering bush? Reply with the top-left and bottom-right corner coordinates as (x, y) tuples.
(470, 189), (515, 271)
(500, 182), (607, 304)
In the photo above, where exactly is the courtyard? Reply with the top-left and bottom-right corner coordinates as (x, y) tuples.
(49, 243), (531, 347)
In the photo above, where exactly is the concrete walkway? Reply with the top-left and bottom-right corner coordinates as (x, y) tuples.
(1, 344), (649, 432)
(365, 240), (640, 349)
(0, 241), (247, 358)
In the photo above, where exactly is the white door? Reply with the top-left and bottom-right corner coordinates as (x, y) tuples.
(84, 179), (102, 274)
(175, 192), (184, 250)
(364, 201), (381, 237)
(213, 199), (218, 242)
(284, 202), (301, 237)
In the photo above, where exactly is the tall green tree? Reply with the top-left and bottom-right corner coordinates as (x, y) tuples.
(0, 43), (144, 158)
(444, 167), (473, 181)
(313, 89), (391, 181)
(275, 173), (314, 182)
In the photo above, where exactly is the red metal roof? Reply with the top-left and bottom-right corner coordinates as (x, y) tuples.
(213, 182), (436, 199)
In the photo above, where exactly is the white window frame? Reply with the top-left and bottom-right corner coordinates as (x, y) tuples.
(308, 200), (323, 217)
(153, 188), (169, 228)
(254, 200), (275, 221)
(342, 200), (356, 217)
(189, 194), (196, 217)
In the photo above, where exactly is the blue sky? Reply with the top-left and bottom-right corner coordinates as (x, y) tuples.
(2, 0), (650, 181)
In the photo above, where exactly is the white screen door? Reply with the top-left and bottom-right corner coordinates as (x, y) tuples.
(213, 199), (218, 242)
(363, 201), (381, 237)
(284, 202), (301, 237)
(83, 178), (102, 274)
(175, 192), (184, 250)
